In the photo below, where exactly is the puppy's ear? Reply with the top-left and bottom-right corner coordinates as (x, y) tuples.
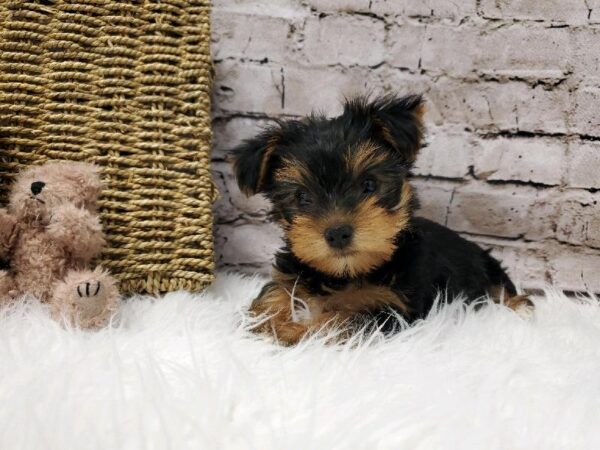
(344, 94), (425, 164)
(227, 127), (280, 196)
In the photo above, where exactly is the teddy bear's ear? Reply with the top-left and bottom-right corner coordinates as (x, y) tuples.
(66, 162), (103, 209)
(71, 162), (100, 179)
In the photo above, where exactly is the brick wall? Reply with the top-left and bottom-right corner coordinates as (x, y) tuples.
(210, 0), (600, 293)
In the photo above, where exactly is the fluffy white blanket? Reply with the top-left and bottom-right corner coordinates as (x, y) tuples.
(1, 273), (599, 450)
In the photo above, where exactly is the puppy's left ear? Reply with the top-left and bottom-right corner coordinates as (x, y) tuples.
(226, 127), (280, 196)
(345, 94), (425, 165)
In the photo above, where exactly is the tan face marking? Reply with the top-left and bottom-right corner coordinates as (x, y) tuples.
(274, 157), (309, 184)
(344, 141), (388, 176)
(287, 182), (413, 277)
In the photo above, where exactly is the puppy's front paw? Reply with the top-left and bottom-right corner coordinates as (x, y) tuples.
(248, 282), (311, 345)
(271, 321), (311, 346)
(506, 294), (534, 320)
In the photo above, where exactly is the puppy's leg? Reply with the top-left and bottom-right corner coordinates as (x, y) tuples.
(489, 285), (534, 318)
(249, 281), (350, 346)
(51, 267), (120, 329)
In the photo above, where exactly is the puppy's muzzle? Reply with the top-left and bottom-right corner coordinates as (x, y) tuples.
(324, 224), (353, 250)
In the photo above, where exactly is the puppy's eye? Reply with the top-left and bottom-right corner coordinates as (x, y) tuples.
(296, 190), (312, 207)
(362, 178), (377, 195)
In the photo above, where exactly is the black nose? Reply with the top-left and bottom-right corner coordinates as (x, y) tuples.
(324, 224), (354, 250)
(30, 181), (45, 195)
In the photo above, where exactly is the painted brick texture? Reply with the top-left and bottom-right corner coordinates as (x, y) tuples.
(210, 0), (600, 292)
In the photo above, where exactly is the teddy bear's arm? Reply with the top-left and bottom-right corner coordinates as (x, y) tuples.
(46, 204), (106, 263)
(0, 208), (17, 259)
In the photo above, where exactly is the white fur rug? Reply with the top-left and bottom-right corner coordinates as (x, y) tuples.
(1, 273), (599, 450)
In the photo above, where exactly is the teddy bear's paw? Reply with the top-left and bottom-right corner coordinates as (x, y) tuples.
(74, 280), (107, 318)
(52, 268), (120, 329)
(76, 280), (102, 299)
(72, 277), (119, 327)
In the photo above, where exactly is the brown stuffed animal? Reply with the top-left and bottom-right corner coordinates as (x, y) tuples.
(0, 161), (119, 328)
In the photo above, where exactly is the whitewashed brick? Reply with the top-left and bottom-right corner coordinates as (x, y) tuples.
(476, 138), (565, 186)
(590, 1), (600, 23)
(421, 24), (572, 77)
(567, 141), (600, 189)
(370, 66), (431, 98)
(411, 180), (455, 224)
(420, 25), (475, 76)
(304, 0), (370, 12)
(360, 0), (397, 16)
(301, 15), (385, 66)
(212, 162), (272, 222)
(213, 61), (285, 115)
(516, 85), (570, 134)
(574, 28), (600, 74)
(549, 251), (600, 292)
(472, 238), (600, 293)
(224, 263), (272, 276)
(371, 0), (477, 20)
(555, 192), (600, 248)
(211, 12), (294, 62)
(446, 185), (555, 240)
(215, 222), (284, 266)
(428, 79), (569, 134)
(211, 0), (308, 18)
(406, 0), (477, 19)
(212, 117), (274, 159)
(571, 83), (600, 137)
(415, 134), (566, 186)
(282, 65), (380, 116)
(386, 20), (426, 69)
(479, 0), (589, 24)
(413, 132), (475, 179)
(482, 242), (550, 291)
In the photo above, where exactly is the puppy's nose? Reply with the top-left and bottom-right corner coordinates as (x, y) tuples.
(324, 224), (354, 250)
(30, 181), (45, 195)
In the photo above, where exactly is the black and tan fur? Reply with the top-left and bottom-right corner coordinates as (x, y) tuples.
(229, 94), (531, 345)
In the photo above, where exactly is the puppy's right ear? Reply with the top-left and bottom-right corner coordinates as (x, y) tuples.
(226, 127), (280, 196)
(343, 94), (425, 165)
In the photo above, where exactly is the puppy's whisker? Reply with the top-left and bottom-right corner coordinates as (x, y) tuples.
(285, 276), (311, 323)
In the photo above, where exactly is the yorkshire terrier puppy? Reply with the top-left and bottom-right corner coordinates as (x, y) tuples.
(229, 94), (531, 345)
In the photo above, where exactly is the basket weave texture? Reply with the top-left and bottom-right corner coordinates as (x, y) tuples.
(0, 0), (217, 295)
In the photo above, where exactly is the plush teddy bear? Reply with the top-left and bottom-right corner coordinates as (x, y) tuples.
(0, 161), (120, 328)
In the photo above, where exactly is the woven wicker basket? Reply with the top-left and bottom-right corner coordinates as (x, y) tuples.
(0, 0), (217, 295)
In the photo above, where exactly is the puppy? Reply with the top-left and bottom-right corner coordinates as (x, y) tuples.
(229, 94), (531, 345)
